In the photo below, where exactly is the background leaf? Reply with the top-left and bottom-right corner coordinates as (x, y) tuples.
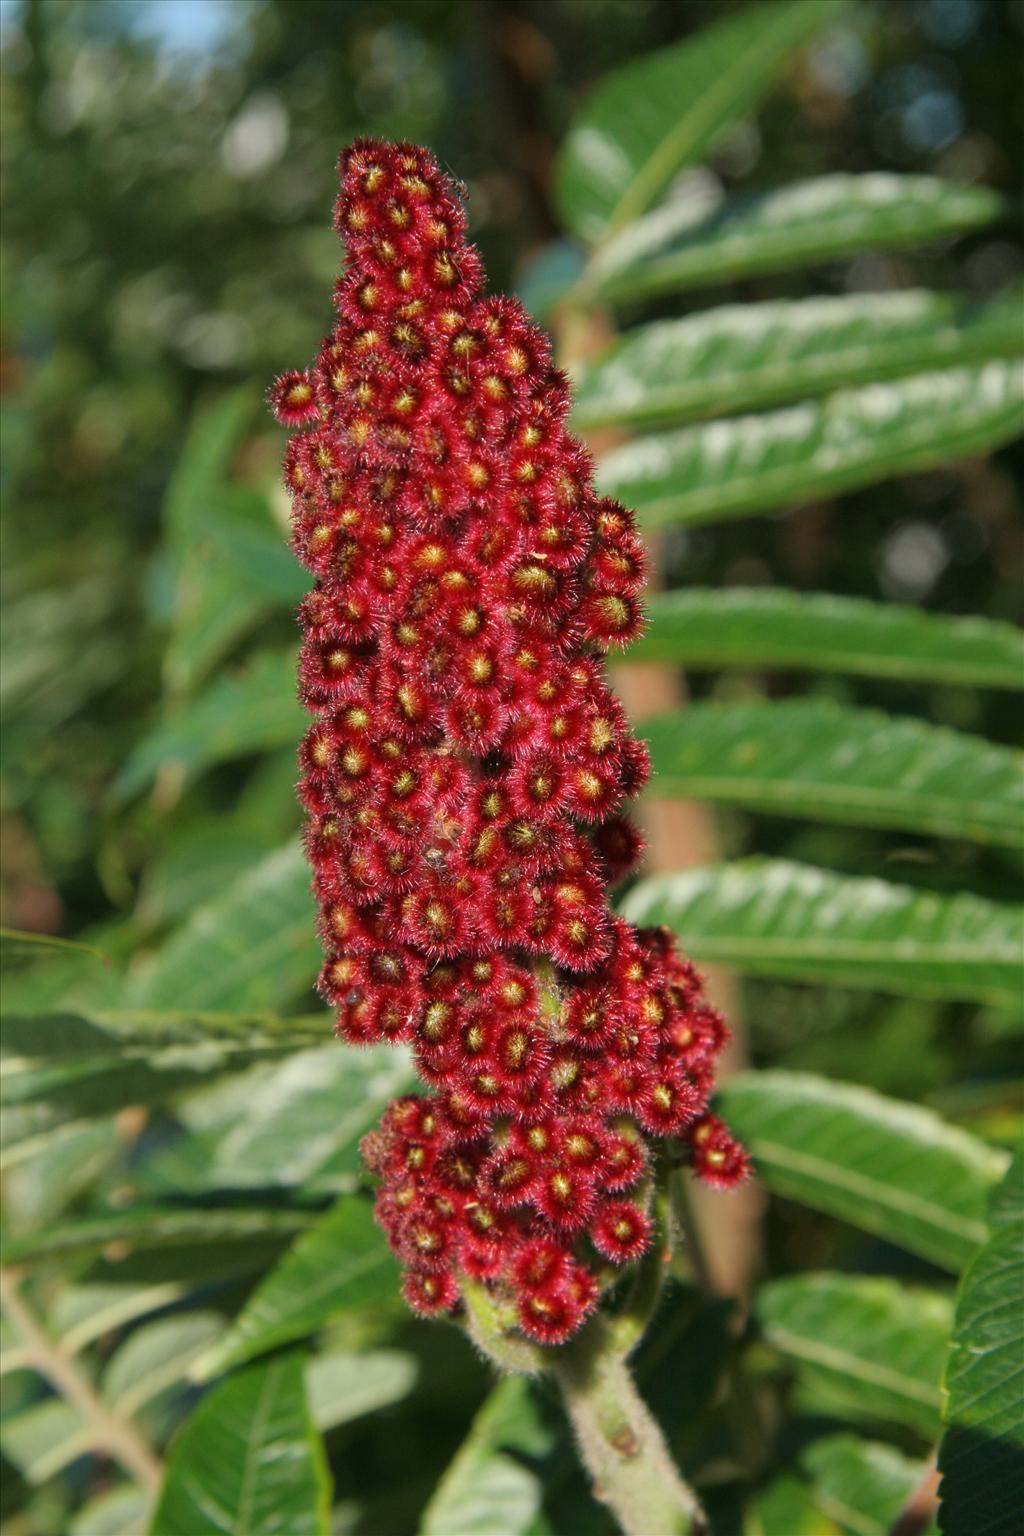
(800, 1434), (929, 1536)
(150, 1354), (331, 1536)
(3, 1205), (316, 1266)
(626, 588), (1024, 689)
(305, 1348), (417, 1432)
(196, 1198), (397, 1377)
(419, 1377), (552, 1536)
(718, 1070), (1007, 1271)
(556, 0), (842, 243)
(756, 1273), (952, 1436)
(642, 699), (1023, 847)
(587, 173), (1007, 302)
(620, 860), (1024, 1008)
(124, 841), (318, 1014)
(598, 360), (1024, 528)
(574, 288), (1021, 431)
(115, 648), (302, 801)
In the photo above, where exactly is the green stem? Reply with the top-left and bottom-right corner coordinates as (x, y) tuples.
(552, 1324), (707, 1536)
(608, 1166), (671, 1357)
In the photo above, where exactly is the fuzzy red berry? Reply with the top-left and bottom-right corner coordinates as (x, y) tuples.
(592, 1198), (653, 1263)
(277, 137), (746, 1345)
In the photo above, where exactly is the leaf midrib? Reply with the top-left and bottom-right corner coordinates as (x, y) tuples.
(647, 769), (1022, 845)
(746, 1135), (989, 1252)
(603, 1), (825, 237)
(764, 1323), (941, 1407)
(235, 1360), (280, 1536)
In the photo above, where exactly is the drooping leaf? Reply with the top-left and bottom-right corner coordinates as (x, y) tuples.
(626, 587), (1024, 690)
(305, 1348), (418, 1431)
(124, 841), (318, 1014)
(642, 699), (1024, 848)
(115, 648), (302, 801)
(195, 1198), (398, 1378)
(800, 1434), (928, 1536)
(938, 1151), (1024, 1536)
(3, 1204), (316, 1265)
(620, 859), (1024, 1009)
(756, 1273), (952, 1436)
(419, 1376), (553, 1536)
(1, 1008), (327, 1127)
(717, 1071), (1007, 1272)
(556, 0), (844, 244)
(586, 173), (1007, 303)
(3, 1004), (327, 1056)
(574, 288), (1022, 431)
(597, 360), (1024, 529)
(150, 1354), (330, 1536)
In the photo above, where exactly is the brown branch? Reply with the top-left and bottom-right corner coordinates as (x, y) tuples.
(0, 1268), (163, 1493)
(889, 1454), (940, 1536)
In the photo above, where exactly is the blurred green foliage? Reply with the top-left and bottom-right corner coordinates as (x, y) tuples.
(1, 2), (1022, 1534)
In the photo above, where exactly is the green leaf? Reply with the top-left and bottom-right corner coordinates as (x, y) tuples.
(938, 1151), (1024, 1536)
(620, 859), (1024, 1009)
(150, 1354), (330, 1536)
(642, 699), (1024, 848)
(626, 587), (1024, 690)
(574, 289), (1023, 432)
(136, 826), (292, 932)
(756, 1273), (952, 1436)
(419, 1377), (553, 1536)
(115, 648), (302, 801)
(50, 1281), (189, 1356)
(1, 1398), (90, 1484)
(125, 841), (318, 1014)
(717, 1071), (1007, 1271)
(800, 1434), (927, 1536)
(3, 1005), (327, 1054)
(0, 928), (109, 969)
(71, 1486), (155, 1536)
(586, 173), (1007, 303)
(196, 1043), (414, 1190)
(103, 1313), (226, 1415)
(162, 391), (293, 698)
(2, 1204), (316, 1265)
(597, 360), (1024, 529)
(2, 1116), (118, 1226)
(195, 1198), (397, 1378)
(556, 0), (843, 244)
(747, 1474), (843, 1536)
(1, 1009), (328, 1127)
(305, 1348), (417, 1431)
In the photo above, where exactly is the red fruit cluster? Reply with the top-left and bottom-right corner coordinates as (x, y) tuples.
(277, 139), (747, 1345)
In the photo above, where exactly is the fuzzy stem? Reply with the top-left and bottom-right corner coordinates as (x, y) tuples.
(463, 1210), (706, 1536)
(460, 1274), (547, 1376)
(552, 1322), (706, 1536)
(607, 1166), (671, 1358)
